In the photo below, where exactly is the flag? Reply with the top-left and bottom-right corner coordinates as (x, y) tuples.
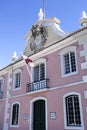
(22, 54), (34, 67)
(22, 54), (34, 80)
(25, 57), (32, 64)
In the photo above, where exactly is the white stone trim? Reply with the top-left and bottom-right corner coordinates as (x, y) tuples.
(8, 86), (11, 90)
(0, 77), (4, 93)
(43, 22), (66, 36)
(13, 69), (22, 90)
(8, 78), (12, 83)
(3, 123), (8, 130)
(30, 97), (48, 130)
(80, 50), (84, 57)
(63, 92), (84, 130)
(81, 62), (87, 69)
(4, 80), (85, 100)
(59, 46), (78, 77)
(80, 50), (86, 57)
(86, 107), (87, 113)
(31, 58), (47, 82)
(0, 105), (1, 114)
(30, 38), (76, 61)
(6, 113), (9, 119)
(33, 58), (46, 65)
(79, 38), (87, 62)
(7, 103), (10, 108)
(79, 37), (87, 45)
(10, 102), (20, 128)
(3, 70), (12, 130)
(84, 90), (87, 98)
(0, 77), (4, 80)
(82, 76), (87, 82)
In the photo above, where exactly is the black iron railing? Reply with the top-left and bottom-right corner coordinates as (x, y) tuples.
(0, 92), (3, 99)
(26, 79), (49, 92)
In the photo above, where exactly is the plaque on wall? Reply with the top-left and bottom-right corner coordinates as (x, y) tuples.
(24, 113), (29, 120)
(50, 112), (56, 119)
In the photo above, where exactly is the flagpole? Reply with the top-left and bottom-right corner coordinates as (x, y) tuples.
(22, 54), (33, 81)
(25, 63), (33, 81)
(43, 0), (45, 19)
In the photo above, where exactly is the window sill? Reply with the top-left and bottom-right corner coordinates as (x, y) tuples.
(13, 87), (21, 91)
(62, 71), (78, 78)
(65, 126), (84, 130)
(10, 125), (19, 128)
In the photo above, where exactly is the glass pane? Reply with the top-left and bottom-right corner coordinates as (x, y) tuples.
(74, 96), (81, 126)
(12, 104), (19, 125)
(64, 54), (70, 74)
(40, 63), (45, 80)
(70, 52), (76, 72)
(15, 73), (20, 88)
(34, 65), (39, 82)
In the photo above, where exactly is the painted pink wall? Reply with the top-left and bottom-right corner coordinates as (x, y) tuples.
(46, 42), (85, 88)
(8, 83), (87, 130)
(1, 40), (87, 130)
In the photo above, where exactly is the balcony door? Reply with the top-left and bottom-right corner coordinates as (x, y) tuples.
(33, 100), (46, 130)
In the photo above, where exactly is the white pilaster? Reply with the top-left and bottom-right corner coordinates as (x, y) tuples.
(79, 38), (87, 82)
(3, 70), (12, 130)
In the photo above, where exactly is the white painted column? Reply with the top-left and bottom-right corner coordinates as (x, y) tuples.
(3, 70), (12, 130)
(79, 38), (87, 82)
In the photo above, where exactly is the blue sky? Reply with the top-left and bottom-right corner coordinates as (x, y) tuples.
(0, 0), (87, 69)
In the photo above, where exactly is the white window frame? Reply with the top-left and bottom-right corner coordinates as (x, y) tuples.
(10, 102), (20, 127)
(31, 58), (46, 82)
(13, 69), (22, 90)
(63, 92), (84, 130)
(30, 58), (47, 91)
(30, 97), (48, 130)
(59, 46), (78, 77)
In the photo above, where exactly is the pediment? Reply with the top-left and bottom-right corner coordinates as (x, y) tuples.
(23, 17), (67, 56)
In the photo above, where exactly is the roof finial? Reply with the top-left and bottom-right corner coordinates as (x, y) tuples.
(12, 52), (18, 62)
(42, 0), (45, 19)
(38, 8), (44, 20)
(82, 11), (87, 18)
(80, 10), (87, 27)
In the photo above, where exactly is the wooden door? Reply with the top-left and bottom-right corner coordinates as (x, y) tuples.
(33, 100), (45, 130)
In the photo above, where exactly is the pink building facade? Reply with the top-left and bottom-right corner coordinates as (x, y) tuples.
(0, 10), (87, 130)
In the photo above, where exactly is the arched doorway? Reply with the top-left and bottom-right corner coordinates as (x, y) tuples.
(30, 97), (47, 130)
(33, 100), (45, 130)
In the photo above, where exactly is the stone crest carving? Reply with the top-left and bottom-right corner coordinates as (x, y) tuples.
(30, 24), (47, 52)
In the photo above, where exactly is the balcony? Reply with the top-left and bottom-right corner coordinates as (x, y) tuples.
(26, 79), (49, 92)
(0, 92), (3, 99)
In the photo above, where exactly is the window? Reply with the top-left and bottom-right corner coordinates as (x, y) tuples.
(33, 63), (45, 82)
(66, 95), (81, 126)
(31, 58), (46, 82)
(63, 52), (76, 74)
(0, 78), (3, 99)
(29, 58), (47, 91)
(15, 73), (21, 88)
(11, 103), (19, 126)
(0, 105), (1, 114)
(13, 69), (22, 89)
(60, 46), (78, 76)
(0, 80), (2, 92)
(63, 93), (84, 129)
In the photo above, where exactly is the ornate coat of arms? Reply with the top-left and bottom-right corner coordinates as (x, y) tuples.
(30, 24), (48, 52)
